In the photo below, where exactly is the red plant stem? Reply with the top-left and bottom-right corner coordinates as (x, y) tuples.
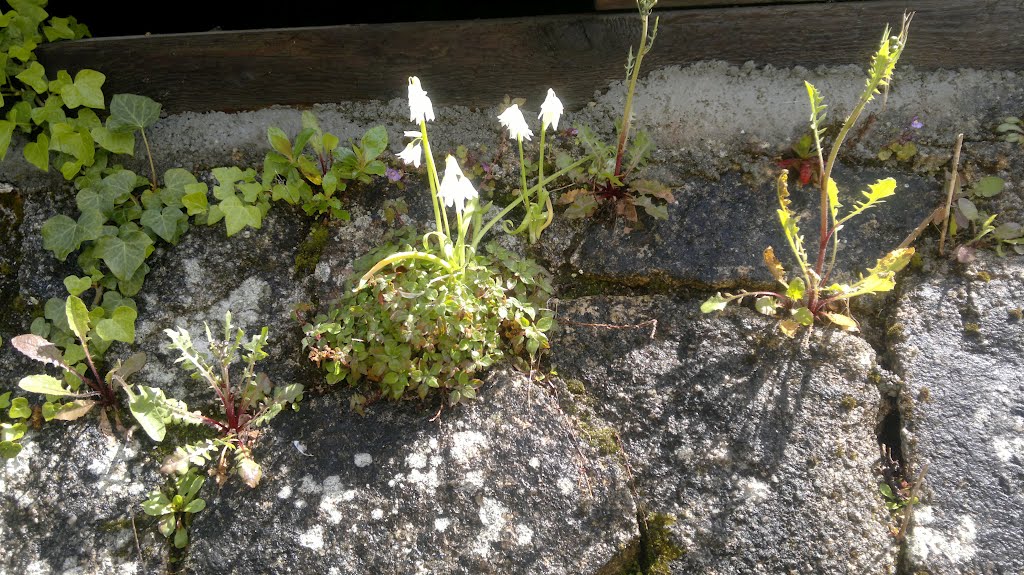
(81, 344), (115, 406)
(220, 364), (237, 431)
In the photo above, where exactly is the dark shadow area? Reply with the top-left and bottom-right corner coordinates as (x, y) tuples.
(45, 1), (596, 37)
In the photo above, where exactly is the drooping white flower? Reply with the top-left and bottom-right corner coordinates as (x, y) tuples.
(497, 104), (533, 141)
(408, 77), (435, 123)
(397, 141), (422, 168)
(438, 155), (478, 213)
(404, 130), (422, 138)
(538, 88), (563, 131)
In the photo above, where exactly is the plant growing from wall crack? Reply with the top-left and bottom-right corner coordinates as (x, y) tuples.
(702, 14), (915, 336)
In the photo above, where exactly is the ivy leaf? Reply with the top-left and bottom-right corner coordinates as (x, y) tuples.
(48, 122), (95, 165)
(0, 120), (14, 162)
(95, 306), (137, 343)
(8, 397), (31, 419)
(107, 93), (161, 132)
(700, 293), (729, 314)
(60, 69), (106, 109)
(141, 206), (187, 243)
(182, 189), (209, 216)
(778, 319), (800, 338)
(161, 168), (202, 207)
(218, 195), (263, 236)
(91, 126), (135, 154)
(116, 262), (150, 297)
(18, 374), (76, 397)
(94, 228), (154, 281)
(41, 209), (105, 260)
(63, 275), (93, 296)
(15, 61), (47, 94)
(23, 132), (49, 171)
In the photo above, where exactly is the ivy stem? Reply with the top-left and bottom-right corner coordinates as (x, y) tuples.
(141, 128), (158, 190)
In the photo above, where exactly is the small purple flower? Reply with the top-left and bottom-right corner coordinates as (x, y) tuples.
(910, 116), (923, 130)
(386, 167), (403, 183)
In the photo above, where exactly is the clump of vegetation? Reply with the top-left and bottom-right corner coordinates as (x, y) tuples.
(702, 15), (916, 336)
(0, 391), (32, 459)
(129, 312), (303, 488)
(303, 76), (573, 412)
(946, 175), (1023, 260)
(877, 116), (922, 163)
(142, 470), (206, 549)
(777, 133), (820, 187)
(263, 112), (388, 221)
(558, 0), (675, 230)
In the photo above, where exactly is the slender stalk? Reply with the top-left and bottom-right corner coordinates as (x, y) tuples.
(419, 120), (448, 237)
(937, 133), (964, 256)
(614, 3), (657, 179)
(517, 137), (531, 215)
(141, 128), (158, 190)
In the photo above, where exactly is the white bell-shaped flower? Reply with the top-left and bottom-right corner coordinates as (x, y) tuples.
(407, 77), (435, 123)
(538, 89), (563, 131)
(497, 104), (534, 141)
(397, 141), (422, 168)
(438, 155), (478, 213)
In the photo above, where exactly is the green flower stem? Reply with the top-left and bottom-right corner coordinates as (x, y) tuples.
(614, 6), (656, 179)
(517, 137), (530, 215)
(532, 126), (551, 243)
(470, 154), (591, 252)
(356, 250), (456, 291)
(419, 120), (449, 238)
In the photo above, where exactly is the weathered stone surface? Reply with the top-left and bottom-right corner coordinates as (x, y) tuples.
(551, 296), (898, 574)
(184, 369), (638, 575)
(567, 164), (942, 290)
(0, 421), (166, 575)
(892, 252), (1024, 575)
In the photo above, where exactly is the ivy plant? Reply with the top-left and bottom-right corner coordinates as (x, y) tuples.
(0, 391), (31, 459)
(127, 312), (303, 488)
(702, 15), (916, 336)
(263, 112), (388, 221)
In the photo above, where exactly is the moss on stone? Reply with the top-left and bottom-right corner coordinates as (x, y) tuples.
(622, 512), (685, 575)
(579, 420), (618, 456)
(293, 222), (330, 278)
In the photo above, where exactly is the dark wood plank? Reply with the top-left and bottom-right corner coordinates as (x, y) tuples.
(36, 0), (1023, 114)
(595, 0), (828, 9)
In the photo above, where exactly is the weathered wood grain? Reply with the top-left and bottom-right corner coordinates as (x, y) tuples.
(36, 0), (1023, 114)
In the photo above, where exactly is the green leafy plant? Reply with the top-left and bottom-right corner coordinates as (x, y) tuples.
(559, 0), (675, 229)
(947, 175), (1023, 259)
(128, 312), (303, 488)
(263, 112), (388, 221)
(0, 0), (94, 173)
(702, 15), (915, 336)
(877, 116), (922, 163)
(777, 133), (821, 187)
(11, 289), (141, 422)
(142, 470), (206, 548)
(303, 237), (553, 413)
(0, 391), (31, 458)
(996, 116), (1022, 144)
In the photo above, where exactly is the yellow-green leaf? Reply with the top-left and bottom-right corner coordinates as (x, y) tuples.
(839, 177), (897, 224)
(823, 312), (859, 332)
(65, 295), (91, 343)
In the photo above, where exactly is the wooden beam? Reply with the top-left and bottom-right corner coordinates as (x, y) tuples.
(595, 0), (827, 9)
(36, 0), (1023, 114)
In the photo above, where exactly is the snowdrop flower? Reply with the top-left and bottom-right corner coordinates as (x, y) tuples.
(498, 104), (533, 141)
(438, 155), (478, 213)
(408, 77), (435, 123)
(397, 141), (422, 168)
(538, 89), (563, 131)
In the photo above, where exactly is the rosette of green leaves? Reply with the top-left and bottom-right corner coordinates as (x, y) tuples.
(0, 391), (31, 459)
(13, 290), (141, 420)
(142, 470), (206, 548)
(303, 238), (552, 413)
(129, 312), (303, 488)
(263, 112), (387, 220)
